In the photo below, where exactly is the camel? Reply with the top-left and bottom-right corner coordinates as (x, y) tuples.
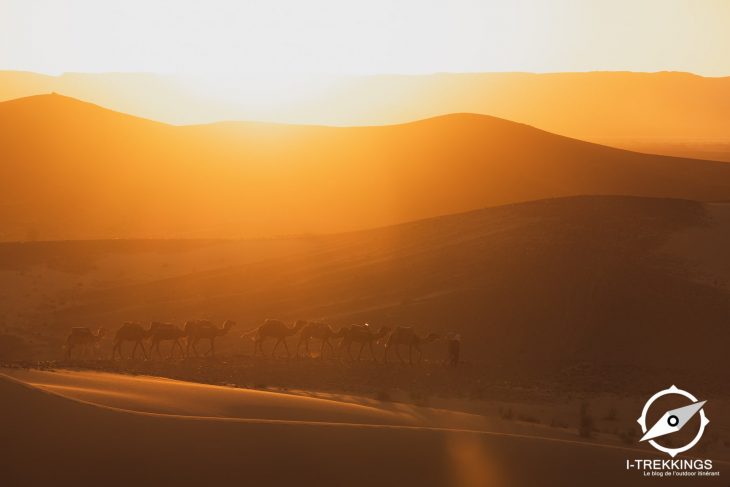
(338, 324), (391, 362)
(184, 319), (235, 357)
(112, 322), (152, 360)
(148, 322), (186, 358)
(384, 326), (440, 364)
(248, 319), (306, 358)
(296, 321), (339, 359)
(66, 327), (106, 359)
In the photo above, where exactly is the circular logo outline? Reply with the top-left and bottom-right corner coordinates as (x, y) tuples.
(637, 385), (709, 457)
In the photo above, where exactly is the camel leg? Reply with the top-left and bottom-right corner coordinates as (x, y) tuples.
(396, 345), (406, 364)
(305, 338), (311, 358)
(357, 342), (365, 360)
(66, 344), (73, 360)
(282, 339), (290, 358)
(209, 338), (215, 357)
(272, 339), (281, 358)
(415, 344), (423, 364)
(112, 341), (119, 360)
(346, 341), (354, 361)
(191, 339), (201, 357)
(408, 345), (413, 365)
(295, 337), (304, 357)
(368, 340), (377, 362)
(172, 339), (183, 358)
(320, 339), (327, 359)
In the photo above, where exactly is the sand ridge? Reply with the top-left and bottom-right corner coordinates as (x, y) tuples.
(2, 370), (726, 486)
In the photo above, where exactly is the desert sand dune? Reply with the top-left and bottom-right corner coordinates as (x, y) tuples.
(14, 195), (723, 374)
(1, 372), (722, 486)
(4, 368), (417, 425)
(5, 93), (730, 240)
(1, 71), (728, 145)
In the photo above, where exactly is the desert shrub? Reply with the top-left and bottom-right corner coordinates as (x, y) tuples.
(619, 427), (636, 444)
(469, 388), (485, 400)
(376, 390), (393, 402)
(603, 406), (618, 421)
(579, 402), (594, 438)
(517, 413), (540, 424)
(408, 390), (430, 406)
(499, 407), (514, 420)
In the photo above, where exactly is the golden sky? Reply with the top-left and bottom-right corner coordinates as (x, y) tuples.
(2, 0), (730, 76)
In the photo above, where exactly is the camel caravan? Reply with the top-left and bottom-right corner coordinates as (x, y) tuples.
(65, 319), (460, 365)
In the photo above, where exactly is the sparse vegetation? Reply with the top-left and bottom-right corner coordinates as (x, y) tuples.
(499, 406), (514, 420)
(579, 402), (593, 438)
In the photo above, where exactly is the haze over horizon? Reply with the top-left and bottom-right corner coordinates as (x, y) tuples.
(4, 0), (730, 76)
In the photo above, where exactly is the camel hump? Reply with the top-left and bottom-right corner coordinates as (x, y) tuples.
(184, 319), (211, 331)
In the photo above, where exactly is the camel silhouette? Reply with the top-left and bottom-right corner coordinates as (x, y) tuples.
(296, 321), (339, 359)
(184, 320), (235, 357)
(338, 324), (391, 362)
(149, 322), (186, 358)
(112, 322), (151, 360)
(384, 326), (440, 364)
(249, 319), (306, 358)
(66, 327), (106, 359)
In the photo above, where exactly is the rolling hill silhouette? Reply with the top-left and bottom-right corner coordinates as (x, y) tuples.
(3, 71), (730, 161)
(6, 195), (728, 374)
(4, 94), (730, 241)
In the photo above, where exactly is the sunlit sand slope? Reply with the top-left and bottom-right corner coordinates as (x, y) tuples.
(5, 93), (730, 240)
(2, 373), (720, 486)
(5, 368), (416, 424)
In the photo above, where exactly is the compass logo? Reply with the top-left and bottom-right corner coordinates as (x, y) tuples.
(637, 385), (709, 457)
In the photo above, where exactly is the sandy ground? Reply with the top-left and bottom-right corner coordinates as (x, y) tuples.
(2, 369), (727, 486)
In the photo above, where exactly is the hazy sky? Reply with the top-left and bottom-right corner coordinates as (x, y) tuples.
(2, 0), (729, 76)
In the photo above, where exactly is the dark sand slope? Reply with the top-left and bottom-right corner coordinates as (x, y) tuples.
(5, 94), (730, 240)
(30, 196), (728, 373)
(2, 374), (723, 487)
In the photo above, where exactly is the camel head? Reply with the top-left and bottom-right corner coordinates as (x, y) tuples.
(293, 320), (307, 332)
(222, 320), (236, 330)
(219, 320), (236, 335)
(95, 327), (107, 339)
